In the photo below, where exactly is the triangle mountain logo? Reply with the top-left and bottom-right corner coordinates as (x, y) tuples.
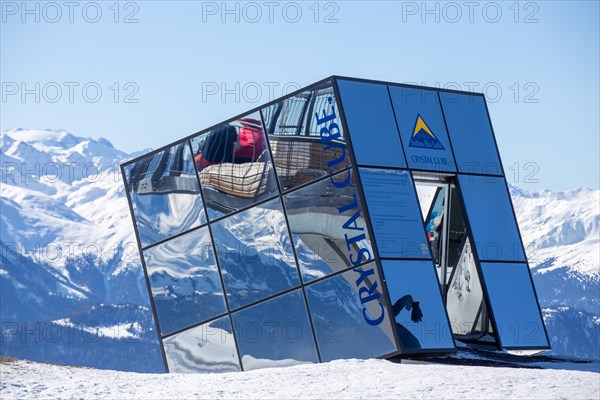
(408, 114), (445, 150)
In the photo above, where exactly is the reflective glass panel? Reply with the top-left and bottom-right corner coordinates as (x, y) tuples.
(231, 289), (318, 370)
(125, 142), (205, 247)
(284, 169), (373, 283)
(457, 175), (525, 261)
(261, 81), (351, 192)
(163, 316), (241, 373)
(305, 263), (398, 361)
(415, 181), (498, 345)
(443, 187), (496, 341)
(360, 168), (431, 259)
(422, 185), (447, 272)
(481, 262), (549, 348)
(415, 183), (439, 219)
(143, 226), (227, 336)
(381, 260), (455, 352)
(439, 93), (502, 175)
(211, 197), (300, 309)
(189, 112), (278, 220)
(336, 79), (406, 168)
(388, 86), (456, 172)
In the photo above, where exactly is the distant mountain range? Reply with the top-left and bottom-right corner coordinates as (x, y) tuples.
(0, 129), (598, 371)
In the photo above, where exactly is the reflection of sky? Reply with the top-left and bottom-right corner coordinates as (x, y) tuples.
(481, 262), (548, 348)
(458, 175), (525, 262)
(382, 260), (454, 351)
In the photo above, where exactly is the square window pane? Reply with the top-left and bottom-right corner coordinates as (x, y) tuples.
(337, 79), (406, 168)
(481, 262), (549, 348)
(189, 112), (278, 220)
(360, 168), (431, 259)
(381, 260), (455, 352)
(284, 169), (373, 283)
(231, 289), (318, 370)
(457, 175), (525, 261)
(143, 226), (227, 336)
(439, 93), (502, 175)
(125, 142), (205, 247)
(389, 86), (456, 172)
(212, 198), (300, 309)
(261, 81), (352, 192)
(163, 316), (241, 373)
(305, 263), (398, 361)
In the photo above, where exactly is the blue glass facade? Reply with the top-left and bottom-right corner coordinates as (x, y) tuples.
(122, 76), (549, 373)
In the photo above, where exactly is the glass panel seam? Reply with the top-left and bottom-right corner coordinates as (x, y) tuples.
(185, 139), (244, 371)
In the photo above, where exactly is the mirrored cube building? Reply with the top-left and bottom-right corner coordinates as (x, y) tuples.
(121, 76), (550, 373)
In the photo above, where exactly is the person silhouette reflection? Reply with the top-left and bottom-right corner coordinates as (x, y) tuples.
(392, 294), (423, 350)
(195, 125), (238, 171)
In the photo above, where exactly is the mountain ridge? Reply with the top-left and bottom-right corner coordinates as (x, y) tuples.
(1, 129), (598, 370)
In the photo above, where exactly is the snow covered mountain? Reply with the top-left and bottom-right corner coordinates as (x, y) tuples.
(0, 129), (598, 372)
(510, 185), (599, 359)
(0, 129), (163, 372)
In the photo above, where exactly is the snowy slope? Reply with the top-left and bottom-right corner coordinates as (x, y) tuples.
(1, 357), (598, 400)
(0, 129), (599, 371)
(511, 185), (600, 276)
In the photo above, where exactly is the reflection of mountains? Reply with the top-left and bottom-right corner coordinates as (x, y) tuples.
(145, 227), (226, 335)
(307, 269), (396, 361)
(133, 191), (204, 247)
(212, 200), (299, 307)
(164, 318), (240, 373)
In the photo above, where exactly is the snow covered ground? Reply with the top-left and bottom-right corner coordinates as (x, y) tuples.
(1, 357), (598, 400)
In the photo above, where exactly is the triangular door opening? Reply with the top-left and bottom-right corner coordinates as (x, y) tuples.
(415, 178), (500, 350)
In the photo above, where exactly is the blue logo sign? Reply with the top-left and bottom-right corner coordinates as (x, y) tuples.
(408, 114), (445, 150)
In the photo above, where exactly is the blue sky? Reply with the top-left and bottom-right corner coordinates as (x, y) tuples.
(2, 1), (598, 191)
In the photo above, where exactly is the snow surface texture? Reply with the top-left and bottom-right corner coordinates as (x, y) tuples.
(1, 129), (599, 369)
(1, 358), (599, 400)
(511, 185), (600, 276)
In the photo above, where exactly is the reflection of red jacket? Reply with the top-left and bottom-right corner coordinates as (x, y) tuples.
(235, 119), (266, 161)
(195, 119), (266, 170)
(195, 154), (210, 170)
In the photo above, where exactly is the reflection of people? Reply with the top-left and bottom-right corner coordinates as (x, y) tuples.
(393, 294), (423, 350)
(428, 207), (444, 267)
(195, 119), (267, 171)
(195, 125), (238, 170)
(235, 118), (266, 162)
